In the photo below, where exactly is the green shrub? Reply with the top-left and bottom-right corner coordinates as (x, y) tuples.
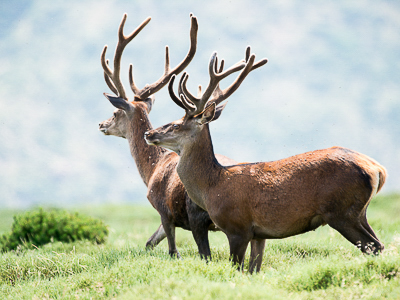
(0, 208), (108, 252)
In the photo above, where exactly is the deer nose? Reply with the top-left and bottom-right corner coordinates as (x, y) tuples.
(144, 131), (152, 138)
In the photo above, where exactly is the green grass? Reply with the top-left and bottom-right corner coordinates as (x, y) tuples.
(0, 194), (399, 299)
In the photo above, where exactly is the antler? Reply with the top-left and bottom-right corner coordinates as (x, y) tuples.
(169, 46), (268, 116)
(101, 13), (198, 101)
(176, 54), (246, 116)
(129, 13), (198, 100)
(209, 46), (268, 107)
(101, 14), (151, 100)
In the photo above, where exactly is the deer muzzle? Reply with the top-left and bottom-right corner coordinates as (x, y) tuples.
(144, 131), (160, 145)
(99, 123), (108, 134)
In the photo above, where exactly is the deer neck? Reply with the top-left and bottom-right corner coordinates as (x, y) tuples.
(126, 108), (166, 186)
(176, 125), (221, 210)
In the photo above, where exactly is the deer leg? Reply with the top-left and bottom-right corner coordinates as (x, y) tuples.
(161, 218), (181, 258)
(359, 211), (380, 241)
(228, 235), (250, 271)
(328, 219), (383, 255)
(248, 239), (266, 274)
(190, 226), (211, 260)
(146, 224), (167, 249)
(186, 198), (212, 260)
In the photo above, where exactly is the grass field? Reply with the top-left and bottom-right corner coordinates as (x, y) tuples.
(0, 194), (399, 299)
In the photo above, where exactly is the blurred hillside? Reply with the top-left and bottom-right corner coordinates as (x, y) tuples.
(0, 0), (399, 208)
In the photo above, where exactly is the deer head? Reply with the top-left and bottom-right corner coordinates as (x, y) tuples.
(99, 13), (198, 137)
(145, 47), (268, 154)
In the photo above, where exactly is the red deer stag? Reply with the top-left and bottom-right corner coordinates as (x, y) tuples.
(144, 50), (387, 273)
(99, 13), (240, 259)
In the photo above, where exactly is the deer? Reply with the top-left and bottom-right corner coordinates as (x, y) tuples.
(144, 49), (387, 273)
(98, 13), (242, 259)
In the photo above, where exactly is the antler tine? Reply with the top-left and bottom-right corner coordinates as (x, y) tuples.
(168, 75), (186, 109)
(218, 59), (225, 73)
(101, 14), (151, 100)
(180, 93), (196, 112)
(168, 73), (201, 114)
(128, 64), (140, 95)
(245, 46), (268, 71)
(180, 72), (199, 104)
(211, 58), (225, 99)
(103, 59), (119, 95)
(246, 46), (251, 62)
(101, 46), (112, 78)
(165, 45), (170, 75)
(213, 56), (225, 74)
(209, 47), (268, 107)
(169, 73), (196, 112)
(135, 14), (198, 99)
(177, 72), (186, 101)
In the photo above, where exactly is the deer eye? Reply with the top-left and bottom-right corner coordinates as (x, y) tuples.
(173, 124), (180, 130)
(113, 112), (117, 117)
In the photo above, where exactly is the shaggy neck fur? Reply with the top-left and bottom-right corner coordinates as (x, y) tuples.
(126, 107), (166, 186)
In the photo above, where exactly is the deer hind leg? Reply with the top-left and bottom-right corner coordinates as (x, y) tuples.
(359, 207), (380, 240)
(359, 212), (384, 252)
(328, 219), (383, 255)
(249, 239), (266, 274)
(146, 224), (167, 249)
(161, 218), (181, 258)
(228, 234), (251, 271)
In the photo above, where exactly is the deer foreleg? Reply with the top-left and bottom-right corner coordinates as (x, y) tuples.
(228, 234), (250, 271)
(161, 218), (181, 258)
(187, 199), (212, 260)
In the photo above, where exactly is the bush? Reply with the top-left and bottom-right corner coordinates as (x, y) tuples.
(0, 208), (108, 252)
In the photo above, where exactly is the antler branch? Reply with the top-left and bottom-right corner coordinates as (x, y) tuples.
(209, 46), (268, 107)
(101, 14), (151, 100)
(170, 46), (268, 116)
(101, 13), (197, 102)
(173, 53), (246, 116)
(168, 75), (186, 109)
(129, 13), (198, 99)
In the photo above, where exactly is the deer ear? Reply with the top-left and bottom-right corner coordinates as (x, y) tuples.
(143, 95), (155, 113)
(211, 102), (228, 122)
(197, 103), (216, 125)
(103, 93), (133, 112)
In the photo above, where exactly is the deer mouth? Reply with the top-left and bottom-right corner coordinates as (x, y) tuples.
(99, 126), (109, 135)
(144, 134), (160, 146)
(145, 138), (160, 146)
